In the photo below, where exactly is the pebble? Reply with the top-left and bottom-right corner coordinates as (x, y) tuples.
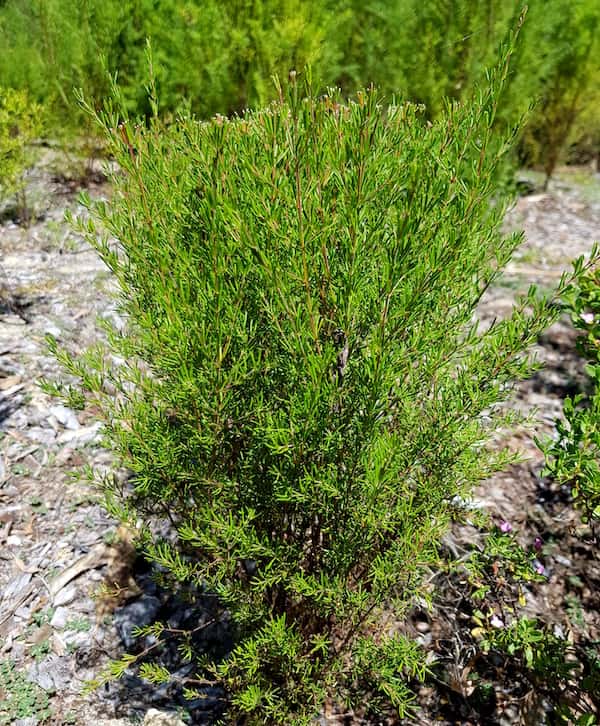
(25, 426), (57, 445)
(10, 641), (26, 660)
(57, 421), (102, 445)
(27, 655), (72, 693)
(49, 404), (80, 430)
(3, 572), (31, 600)
(50, 605), (71, 629)
(50, 631), (67, 656)
(144, 710), (187, 726)
(14, 605), (32, 620)
(53, 584), (77, 607)
(43, 323), (62, 339)
(554, 554), (573, 567)
(63, 631), (89, 649)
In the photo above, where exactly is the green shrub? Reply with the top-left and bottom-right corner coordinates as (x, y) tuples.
(340, 0), (600, 179)
(518, 0), (600, 184)
(2, 0), (600, 174)
(480, 617), (600, 723)
(0, 0), (343, 126)
(0, 86), (42, 211)
(45, 50), (599, 721)
(540, 265), (600, 541)
(463, 520), (599, 723)
(0, 0), (120, 130)
(339, 0), (521, 116)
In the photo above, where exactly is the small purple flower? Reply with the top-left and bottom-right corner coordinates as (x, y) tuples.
(499, 520), (512, 534)
(534, 536), (543, 552)
(533, 559), (546, 577)
(490, 614), (504, 628)
(580, 312), (595, 325)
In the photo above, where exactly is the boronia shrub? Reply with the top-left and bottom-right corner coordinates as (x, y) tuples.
(45, 53), (599, 722)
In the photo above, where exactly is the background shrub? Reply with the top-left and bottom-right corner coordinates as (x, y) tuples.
(44, 42), (600, 720)
(0, 86), (42, 212)
(517, 0), (600, 185)
(0, 0), (344, 122)
(0, 0), (599, 175)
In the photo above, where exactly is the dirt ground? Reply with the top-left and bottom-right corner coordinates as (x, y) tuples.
(0, 156), (598, 725)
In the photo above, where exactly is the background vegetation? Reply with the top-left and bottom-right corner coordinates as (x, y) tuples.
(0, 0), (599, 181)
(0, 86), (42, 216)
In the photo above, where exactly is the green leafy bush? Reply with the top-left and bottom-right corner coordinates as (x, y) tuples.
(0, 0), (344, 125)
(340, 0), (522, 116)
(342, 0), (600, 179)
(434, 514), (598, 723)
(541, 265), (600, 540)
(45, 52), (598, 721)
(0, 86), (42, 209)
(480, 617), (600, 724)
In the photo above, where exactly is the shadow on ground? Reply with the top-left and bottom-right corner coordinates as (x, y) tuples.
(99, 557), (232, 724)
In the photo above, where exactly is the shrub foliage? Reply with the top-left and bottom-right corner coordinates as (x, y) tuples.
(46, 55), (598, 721)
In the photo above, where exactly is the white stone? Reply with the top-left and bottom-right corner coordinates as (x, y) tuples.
(49, 404), (80, 430)
(143, 709), (187, 726)
(43, 324), (62, 339)
(52, 584), (77, 607)
(50, 606), (70, 629)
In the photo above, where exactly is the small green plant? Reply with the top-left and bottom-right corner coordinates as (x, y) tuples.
(442, 515), (598, 723)
(540, 266), (600, 540)
(45, 39), (600, 722)
(31, 608), (55, 627)
(565, 593), (586, 630)
(0, 86), (42, 215)
(0, 659), (51, 724)
(466, 523), (546, 607)
(102, 528), (119, 546)
(64, 616), (91, 633)
(11, 463), (30, 476)
(29, 497), (48, 515)
(480, 617), (600, 723)
(29, 639), (51, 662)
(481, 617), (572, 674)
